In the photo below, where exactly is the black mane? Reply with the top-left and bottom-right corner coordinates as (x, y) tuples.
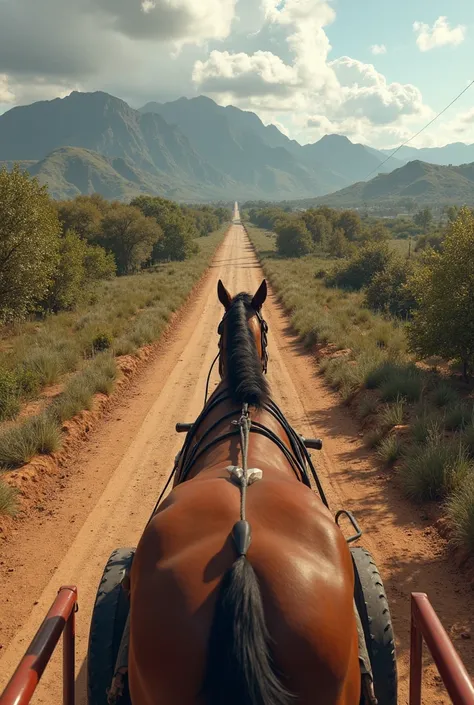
(224, 293), (270, 408)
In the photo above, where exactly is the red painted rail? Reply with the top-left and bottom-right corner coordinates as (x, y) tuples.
(410, 592), (474, 705)
(0, 586), (77, 705)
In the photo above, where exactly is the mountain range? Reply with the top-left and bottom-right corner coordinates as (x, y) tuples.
(308, 160), (474, 208)
(0, 90), (473, 203)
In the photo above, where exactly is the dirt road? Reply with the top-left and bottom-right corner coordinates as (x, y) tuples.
(1, 211), (473, 704)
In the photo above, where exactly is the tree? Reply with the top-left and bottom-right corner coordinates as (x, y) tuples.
(408, 206), (474, 379)
(275, 219), (313, 257)
(413, 207), (433, 232)
(42, 231), (116, 313)
(327, 227), (349, 258)
(0, 165), (60, 322)
(152, 212), (197, 262)
(56, 195), (105, 241)
(100, 205), (162, 274)
(302, 210), (332, 245)
(337, 210), (362, 240)
(131, 195), (198, 261)
(43, 230), (88, 312)
(365, 258), (416, 318)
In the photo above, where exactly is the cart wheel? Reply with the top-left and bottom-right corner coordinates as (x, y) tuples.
(87, 547), (135, 705)
(351, 547), (397, 705)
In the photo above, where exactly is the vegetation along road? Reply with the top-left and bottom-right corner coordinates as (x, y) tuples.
(1, 210), (474, 704)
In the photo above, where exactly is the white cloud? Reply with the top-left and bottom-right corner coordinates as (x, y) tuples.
(413, 16), (466, 52)
(370, 44), (387, 55)
(193, 50), (299, 97)
(141, 1), (156, 13)
(192, 3), (430, 146)
(0, 74), (15, 104)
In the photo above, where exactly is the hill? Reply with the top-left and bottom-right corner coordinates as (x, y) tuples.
(309, 160), (474, 208)
(379, 142), (474, 167)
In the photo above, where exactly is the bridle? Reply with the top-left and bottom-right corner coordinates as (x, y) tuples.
(204, 304), (269, 406)
(217, 304), (269, 374)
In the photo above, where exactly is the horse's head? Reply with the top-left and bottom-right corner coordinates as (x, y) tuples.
(217, 279), (269, 387)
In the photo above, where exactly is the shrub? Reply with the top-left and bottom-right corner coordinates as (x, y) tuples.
(399, 437), (471, 501)
(365, 258), (416, 318)
(327, 241), (392, 291)
(276, 219), (313, 258)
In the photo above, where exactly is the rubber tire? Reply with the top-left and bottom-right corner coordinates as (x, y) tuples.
(87, 547), (135, 705)
(351, 546), (397, 705)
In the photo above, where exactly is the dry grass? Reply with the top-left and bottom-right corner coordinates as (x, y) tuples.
(0, 228), (226, 501)
(0, 475), (18, 516)
(249, 223), (474, 554)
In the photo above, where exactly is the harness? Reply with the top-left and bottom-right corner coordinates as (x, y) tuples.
(109, 299), (377, 705)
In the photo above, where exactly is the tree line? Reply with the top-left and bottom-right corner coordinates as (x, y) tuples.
(0, 165), (231, 324)
(248, 203), (474, 380)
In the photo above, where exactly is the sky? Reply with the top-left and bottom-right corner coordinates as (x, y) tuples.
(0, 0), (473, 149)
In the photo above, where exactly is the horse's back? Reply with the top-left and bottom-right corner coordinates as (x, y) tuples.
(128, 476), (360, 705)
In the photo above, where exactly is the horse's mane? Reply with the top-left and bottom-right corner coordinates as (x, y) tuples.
(224, 293), (269, 408)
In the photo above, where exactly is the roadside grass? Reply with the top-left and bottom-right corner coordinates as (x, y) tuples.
(248, 224), (474, 555)
(0, 228), (226, 493)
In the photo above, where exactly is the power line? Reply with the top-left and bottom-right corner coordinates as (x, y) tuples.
(364, 78), (474, 181)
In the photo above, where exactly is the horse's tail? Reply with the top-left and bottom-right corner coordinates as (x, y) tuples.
(202, 551), (294, 705)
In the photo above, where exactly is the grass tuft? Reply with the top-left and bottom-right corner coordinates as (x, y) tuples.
(446, 476), (474, 554)
(431, 382), (460, 409)
(377, 434), (404, 466)
(399, 436), (472, 502)
(0, 413), (61, 468)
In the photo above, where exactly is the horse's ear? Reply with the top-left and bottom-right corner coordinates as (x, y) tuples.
(252, 279), (267, 311)
(218, 280), (232, 310)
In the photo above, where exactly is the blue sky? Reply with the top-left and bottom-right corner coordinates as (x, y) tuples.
(0, 0), (473, 149)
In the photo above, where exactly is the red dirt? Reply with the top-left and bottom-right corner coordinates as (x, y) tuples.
(0, 222), (473, 704)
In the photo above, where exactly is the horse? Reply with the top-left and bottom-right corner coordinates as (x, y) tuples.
(127, 279), (363, 705)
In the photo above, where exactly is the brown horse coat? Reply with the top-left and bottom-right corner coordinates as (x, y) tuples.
(128, 281), (361, 705)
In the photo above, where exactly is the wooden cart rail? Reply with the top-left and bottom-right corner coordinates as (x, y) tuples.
(410, 592), (474, 705)
(0, 586), (77, 705)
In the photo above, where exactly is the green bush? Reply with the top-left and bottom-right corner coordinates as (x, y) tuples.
(276, 219), (313, 258)
(327, 241), (392, 291)
(365, 258), (416, 318)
